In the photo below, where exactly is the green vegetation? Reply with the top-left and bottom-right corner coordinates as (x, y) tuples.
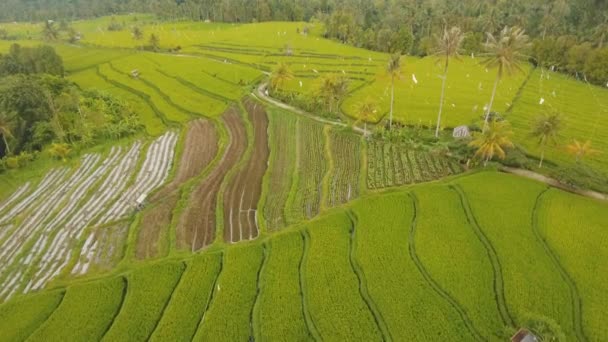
(537, 190), (608, 341)
(304, 213), (383, 340)
(102, 262), (184, 341)
(254, 233), (310, 341)
(150, 253), (222, 341)
(193, 244), (263, 341)
(0, 290), (63, 342)
(351, 193), (474, 340)
(28, 277), (124, 341)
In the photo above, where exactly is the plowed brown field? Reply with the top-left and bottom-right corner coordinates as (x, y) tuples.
(222, 99), (269, 243)
(176, 108), (247, 251)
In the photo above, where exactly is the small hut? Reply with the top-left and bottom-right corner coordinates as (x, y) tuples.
(452, 125), (470, 138)
(511, 328), (538, 342)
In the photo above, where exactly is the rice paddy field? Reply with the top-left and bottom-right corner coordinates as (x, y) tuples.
(1, 14), (607, 341)
(0, 172), (606, 341)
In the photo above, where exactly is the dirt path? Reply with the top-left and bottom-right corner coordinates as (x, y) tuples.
(223, 99), (270, 243)
(500, 166), (608, 201)
(177, 108), (248, 251)
(253, 82), (367, 135)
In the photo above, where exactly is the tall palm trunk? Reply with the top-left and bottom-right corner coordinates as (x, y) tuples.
(1, 134), (10, 156)
(539, 149), (545, 168)
(484, 69), (501, 131)
(435, 58), (449, 137)
(389, 75), (395, 130)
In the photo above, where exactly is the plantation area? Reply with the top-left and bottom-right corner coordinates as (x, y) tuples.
(0, 172), (606, 341)
(1, 6), (607, 341)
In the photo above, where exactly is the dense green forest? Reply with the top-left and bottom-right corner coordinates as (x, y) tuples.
(0, 44), (141, 166)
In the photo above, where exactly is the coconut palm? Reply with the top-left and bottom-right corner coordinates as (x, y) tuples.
(481, 26), (530, 131)
(469, 119), (514, 166)
(48, 143), (72, 162)
(0, 112), (14, 156)
(433, 26), (465, 137)
(316, 73), (349, 114)
(530, 112), (562, 168)
(386, 52), (402, 131)
(42, 20), (58, 41)
(269, 62), (294, 91)
(566, 140), (601, 163)
(355, 97), (377, 136)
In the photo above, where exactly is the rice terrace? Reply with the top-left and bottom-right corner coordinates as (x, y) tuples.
(0, 1), (607, 341)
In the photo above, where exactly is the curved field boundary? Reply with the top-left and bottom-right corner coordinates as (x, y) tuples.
(100, 276), (128, 339)
(155, 69), (233, 104)
(250, 243), (267, 340)
(406, 193), (485, 341)
(193, 251), (225, 338)
(148, 262), (188, 339)
(532, 189), (588, 342)
(347, 211), (392, 342)
(7, 290), (66, 342)
(95, 66), (176, 127)
(107, 63), (202, 118)
(450, 185), (515, 328)
(299, 230), (321, 341)
(176, 108), (247, 251)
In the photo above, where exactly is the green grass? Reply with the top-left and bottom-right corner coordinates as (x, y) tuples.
(27, 277), (125, 342)
(507, 68), (608, 173)
(254, 233), (310, 341)
(455, 172), (576, 339)
(304, 212), (383, 341)
(102, 261), (185, 342)
(350, 192), (475, 340)
(193, 243), (263, 341)
(537, 189), (608, 341)
(413, 185), (505, 339)
(342, 57), (531, 125)
(0, 289), (64, 342)
(97, 63), (191, 123)
(150, 253), (222, 342)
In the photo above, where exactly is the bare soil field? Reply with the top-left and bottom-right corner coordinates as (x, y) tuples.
(222, 99), (269, 243)
(136, 193), (178, 259)
(137, 120), (218, 258)
(176, 108), (247, 251)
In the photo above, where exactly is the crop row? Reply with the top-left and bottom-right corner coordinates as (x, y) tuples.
(285, 119), (327, 224)
(367, 140), (462, 189)
(327, 129), (361, 207)
(262, 110), (297, 231)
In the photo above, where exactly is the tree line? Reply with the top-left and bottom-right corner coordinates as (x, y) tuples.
(0, 44), (142, 170)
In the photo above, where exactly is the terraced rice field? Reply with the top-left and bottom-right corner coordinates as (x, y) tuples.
(0, 133), (178, 302)
(2, 172), (604, 340)
(366, 139), (462, 189)
(176, 107), (248, 251)
(222, 99), (269, 242)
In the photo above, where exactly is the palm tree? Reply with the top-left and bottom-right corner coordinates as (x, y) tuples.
(316, 73), (349, 114)
(355, 97), (377, 136)
(132, 26), (143, 41)
(433, 26), (465, 137)
(530, 112), (562, 168)
(386, 52), (402, 131)
(481, 26), (530, 131)
(42, 20), (59, 41)
(269, 62), (294, 92)
(469, 119), (514, 166)
(149, 34), (160, 52)
(0, 112), (14, 156)
(566, 140), (601, 163)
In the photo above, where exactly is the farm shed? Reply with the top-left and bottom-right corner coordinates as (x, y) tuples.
(511, 328), (538, 342)
(452, 125), (470, 138)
